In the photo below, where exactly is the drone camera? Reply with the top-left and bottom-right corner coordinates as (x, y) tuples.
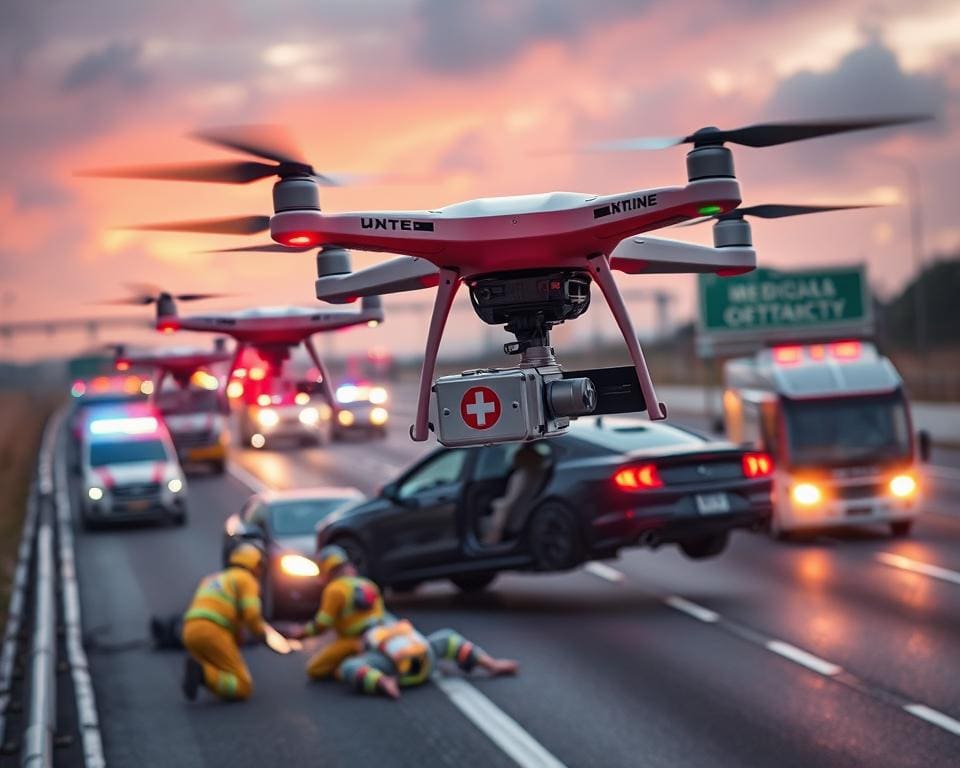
(469, 271), (591, 327)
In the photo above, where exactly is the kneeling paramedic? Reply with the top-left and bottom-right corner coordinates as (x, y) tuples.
(180, 542), (267, 701)
(287, 545), (386, 680)
(339, 619), (519, 699)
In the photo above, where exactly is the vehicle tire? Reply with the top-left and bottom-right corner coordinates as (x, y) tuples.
(890, 520), (913, 538)
(679, 532), (729, 560)
(330, 535), (370, 577)
(170, 508), (187, 527)
(527, 501), (583, 571)
(391, 581), (421, 595)
(450, 573), (497, 593)
(209, 459), (226, 475)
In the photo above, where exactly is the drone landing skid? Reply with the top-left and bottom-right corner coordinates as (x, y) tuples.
(408, 256), (665, 443)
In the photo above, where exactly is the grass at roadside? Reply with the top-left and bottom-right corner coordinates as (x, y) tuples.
(0, 393), (58, 636)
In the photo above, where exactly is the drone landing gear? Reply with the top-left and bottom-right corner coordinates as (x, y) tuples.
(586, 254), (667, 420)
(411, 267), (462, 442)
(304, 336), (339, 410)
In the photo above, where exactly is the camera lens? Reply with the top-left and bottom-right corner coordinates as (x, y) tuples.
(548, 377), (597, 417)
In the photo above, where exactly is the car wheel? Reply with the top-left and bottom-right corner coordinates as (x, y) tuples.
(209, 460), (226, 475)
(391, 581), (421, 595)
(450, 573), (497, 593)
(528, 502), (583, 571)
(890, 520), (913, 538)
(679, 532), (729, 560)
(331, 535), (370, 577)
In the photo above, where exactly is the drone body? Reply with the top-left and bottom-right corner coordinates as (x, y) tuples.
(118, 288), (383, 410)
(84, 115), (926, 447)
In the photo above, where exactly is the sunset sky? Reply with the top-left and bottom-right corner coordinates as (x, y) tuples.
(1, 0), (958, 362)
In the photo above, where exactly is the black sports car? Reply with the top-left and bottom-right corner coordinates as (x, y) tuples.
(315, 416), (773, 592)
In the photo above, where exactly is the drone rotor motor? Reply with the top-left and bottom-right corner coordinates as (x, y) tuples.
(273, 175), (321, 213)
(713, 217), (753, 248)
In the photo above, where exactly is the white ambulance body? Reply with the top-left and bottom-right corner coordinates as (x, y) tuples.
(722, 341), (922, 537)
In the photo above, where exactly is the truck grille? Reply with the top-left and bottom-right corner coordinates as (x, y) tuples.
(113, 482), (161, 500)
(174, 430), (214, 448)
(835, 482), (884, 500)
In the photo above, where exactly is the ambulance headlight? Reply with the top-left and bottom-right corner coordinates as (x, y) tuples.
(167, 478), (183, 494)
(337, 410), (355, 427)
(791, 482), (822, 507)
(87, 487), (104, 501)
(298, 407), (319, 425)
(257, 408), (279, 428)
(370, 407), (389, 426)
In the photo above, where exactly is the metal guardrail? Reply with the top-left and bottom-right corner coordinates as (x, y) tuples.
(0, 408), (105, 767)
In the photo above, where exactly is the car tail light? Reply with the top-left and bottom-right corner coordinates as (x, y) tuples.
(613, 464), (663, 490)
(742, 452), (773, 478)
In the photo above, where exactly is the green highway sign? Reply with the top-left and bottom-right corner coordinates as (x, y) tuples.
(696, 265), (872, 356)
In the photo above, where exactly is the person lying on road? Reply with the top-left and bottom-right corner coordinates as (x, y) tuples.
(338, 618), (518, 699)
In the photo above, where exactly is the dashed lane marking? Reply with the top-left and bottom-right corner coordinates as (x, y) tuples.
(876, 552), (960, 587)
(583, 562), (625, 583)
(227, 461), (273, 494)
(435, 677), (567, 768)
(664, 595), (719, 623)
(662, 595), (960, 739)
(765, 640), (842, 676)
(903, 704), (960, 737)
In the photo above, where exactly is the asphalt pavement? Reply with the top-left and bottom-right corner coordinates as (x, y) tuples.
(60, 393), (960, 767)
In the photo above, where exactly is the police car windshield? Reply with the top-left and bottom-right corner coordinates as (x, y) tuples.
(784, 392), (911, 467)
(90, 440), (167, 467)
(270, 500), (352, 536)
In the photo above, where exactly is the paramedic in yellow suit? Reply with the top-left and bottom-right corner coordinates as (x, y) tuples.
(286, 544), (387, 679)
(180, 542), (267, 702)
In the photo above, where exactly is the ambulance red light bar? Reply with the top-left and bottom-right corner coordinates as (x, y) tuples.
(773, 346), (802, 365)
(830, 340), (861, 360)
(772, 341), (863, 365)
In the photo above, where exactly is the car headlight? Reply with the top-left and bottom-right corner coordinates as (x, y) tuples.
(791, 482), (822, 506)
(338, 409), (355, 427)
(87, 487), (104, 501)
(299, 407), (319, 425)
(889, 474), (917, 499)
(370, 407), (389, 426)
(295, 392), (310, 406)
(369, 387), (388, 405)
(257, 408), (279, 428)
(279, 553), (320, 578)
(167, 478), (183, 494)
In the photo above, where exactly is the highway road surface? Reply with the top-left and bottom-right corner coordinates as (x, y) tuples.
(35, 393), (960, 767)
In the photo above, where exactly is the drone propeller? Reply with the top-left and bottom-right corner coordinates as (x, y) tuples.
(100, 283), (232, 306)
(78, 124), (343, 186)
(588, 114), (931, 152)
(197, 242), (313, 254)
(124, 215), (271, 236)
(679, 203), (877, 227)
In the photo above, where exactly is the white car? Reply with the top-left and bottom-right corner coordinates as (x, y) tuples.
(80, 412), (188, 528)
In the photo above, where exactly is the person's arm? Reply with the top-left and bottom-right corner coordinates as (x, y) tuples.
(236, 572), (266, 638)
(301, 582), (345, 637)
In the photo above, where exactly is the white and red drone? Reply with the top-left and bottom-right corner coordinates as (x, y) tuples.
(104, 283), (383, 411)
(85, 115), (925, 446)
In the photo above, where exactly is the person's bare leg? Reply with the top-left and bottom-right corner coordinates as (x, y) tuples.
(377, 675), (401, 699)
(477, 654), (519, 676)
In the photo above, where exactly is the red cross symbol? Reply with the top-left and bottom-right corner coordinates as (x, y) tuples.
(460, 386), (501, 430)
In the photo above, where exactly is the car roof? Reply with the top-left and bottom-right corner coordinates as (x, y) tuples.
(256, 487), (364, 504)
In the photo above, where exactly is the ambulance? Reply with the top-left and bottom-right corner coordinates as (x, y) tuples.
(721, 340), (927, 537)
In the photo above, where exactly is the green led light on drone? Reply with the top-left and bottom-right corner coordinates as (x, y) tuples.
(698, 205), (723, 216)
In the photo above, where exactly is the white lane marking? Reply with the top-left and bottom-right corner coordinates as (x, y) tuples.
(664, 596), (719, 623)
(765, 640), (842, 677)
(903, 703), (960, 736)
(227, 461), (273, 493)
(876, 552), (960, 587)
(583, 562), (625, 583)
(435, 677), (567, 768)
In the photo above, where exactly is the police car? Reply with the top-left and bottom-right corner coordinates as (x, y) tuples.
(333, 382), (390, 439)
(80, 408), (188, 528)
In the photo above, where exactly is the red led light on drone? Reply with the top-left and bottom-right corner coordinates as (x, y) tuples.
(115, 360), (131, 371)
(158, 319), (180, 334)
(279, 232), (318, 247)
